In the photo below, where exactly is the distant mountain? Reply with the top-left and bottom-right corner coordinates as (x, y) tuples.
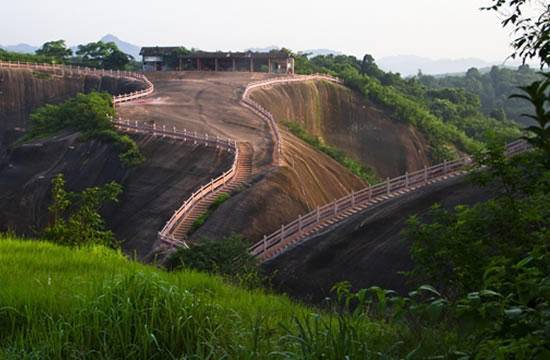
(377, 55), (502, 77)
(100, 34), (141, 59)
(0, 43), (38, 53)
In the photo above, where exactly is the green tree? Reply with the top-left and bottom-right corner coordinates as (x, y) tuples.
(76, 41), (131, 70)
(35, 40), (72, 62)
(483, 0), (549, 67)
(45, 174), (122, 248)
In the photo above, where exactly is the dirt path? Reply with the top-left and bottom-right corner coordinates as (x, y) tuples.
(117, 72), (279, 172)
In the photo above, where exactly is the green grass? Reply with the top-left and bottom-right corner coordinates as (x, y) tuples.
(284, 121), (379, 184)
(0, 235), (465, 358)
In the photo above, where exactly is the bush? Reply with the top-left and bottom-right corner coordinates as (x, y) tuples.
(166, 235), (261, 288)
(44, 173), (122, 248)
(27, 92), (144, 167)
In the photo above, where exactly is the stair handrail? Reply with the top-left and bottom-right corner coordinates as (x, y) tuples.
(157, 143), (239, 247)
(250, 139), (531, 261)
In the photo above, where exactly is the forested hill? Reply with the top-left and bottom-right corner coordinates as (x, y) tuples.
(417, 65), (542, 126)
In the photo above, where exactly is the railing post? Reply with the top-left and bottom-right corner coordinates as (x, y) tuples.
(205, 133), (208, 146)
(135, 120), (138, 133)
(298, 215), (302, 235)
(443, 160), (448, 175)
(173, 126), (176, 139)
(369, 186), (372, 200)
(316, 206), (320, 222)
(263, 235), (267, 253)
(351, 191), (355, 207)
(334, 201), (338, 215)
(162, 124), (166, 137)
(424, 166), (428, 184)
(405, 172), (409, 187)
(386, 177), (390, 195)
(153, 123), (156, 135)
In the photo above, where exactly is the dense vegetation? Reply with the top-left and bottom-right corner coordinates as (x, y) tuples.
(26, 92), (143, 167)
(284, 121), (379, 184)
(417, 65), (543, 126)
(293, 53), (522, 161)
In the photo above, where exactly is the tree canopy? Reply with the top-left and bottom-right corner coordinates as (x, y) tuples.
(76, 41), (132, 70)
(35, 40), (72, 62)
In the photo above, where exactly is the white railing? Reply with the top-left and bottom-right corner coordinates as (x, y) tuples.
(113, 118), (236, 150)
(0, 60), (155, 105)
(157, 145), (240, 247)
(250, 139), (532, 261)
(241, 73), (342, 165)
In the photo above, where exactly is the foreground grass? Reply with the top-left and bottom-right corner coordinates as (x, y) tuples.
(0, 236), (461, 358)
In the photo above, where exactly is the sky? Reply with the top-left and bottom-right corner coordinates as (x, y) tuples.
(0, 0), (536, 61)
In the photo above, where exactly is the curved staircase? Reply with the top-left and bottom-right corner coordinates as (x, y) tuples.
(170, 142), (253, 242)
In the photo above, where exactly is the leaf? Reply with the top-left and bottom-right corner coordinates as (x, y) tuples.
(504, 307), (523, 319)
(417, 285), (442, 297)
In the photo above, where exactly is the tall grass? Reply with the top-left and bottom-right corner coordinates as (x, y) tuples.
(0, 235), (462, 358)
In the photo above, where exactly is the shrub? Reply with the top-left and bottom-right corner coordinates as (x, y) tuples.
(166, 235), (261, 288)
(27, 92), (143, 167)
(44, 173), (122, 248)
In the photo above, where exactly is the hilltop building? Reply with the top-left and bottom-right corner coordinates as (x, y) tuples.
(140, 47), (295, 74)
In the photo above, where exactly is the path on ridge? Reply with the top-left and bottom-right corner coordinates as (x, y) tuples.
(117, 72), (280, 173)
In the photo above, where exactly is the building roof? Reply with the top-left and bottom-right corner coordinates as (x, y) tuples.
(140, 47), (292, 59)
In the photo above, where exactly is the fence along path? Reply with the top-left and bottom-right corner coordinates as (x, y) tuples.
(0, 60), (155, 104)
(241, 74), (343, 165)
(0, 60), (242, 249)
(250, 140), (531, 262)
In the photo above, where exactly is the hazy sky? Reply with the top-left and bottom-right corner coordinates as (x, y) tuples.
(0, 0), (533, 61)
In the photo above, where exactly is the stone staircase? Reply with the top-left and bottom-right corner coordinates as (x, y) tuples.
(171, 143), (253, 241)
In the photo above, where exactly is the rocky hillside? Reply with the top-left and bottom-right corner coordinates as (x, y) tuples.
(251, 79), (430, 178)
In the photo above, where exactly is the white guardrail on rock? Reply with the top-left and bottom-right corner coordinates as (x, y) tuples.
(0, 60), (155, 104)
(250, 139), (532, 262)
(241, 73), (343, 165)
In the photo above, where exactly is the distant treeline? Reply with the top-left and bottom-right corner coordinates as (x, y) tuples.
(0, 40), (140, 71)
(417, 66), (542, 126)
